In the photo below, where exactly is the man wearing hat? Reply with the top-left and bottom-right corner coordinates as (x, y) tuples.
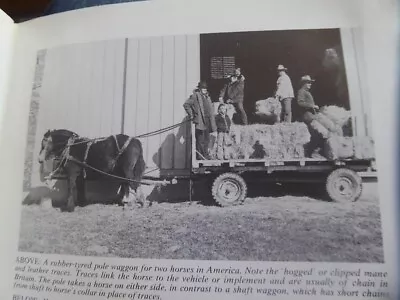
(219, 71), (248, 125)
(297, 75), (319, 123)
(274, 64), (294, 122)
(297, 75), (322, 157)
(183, 81), (217, 160)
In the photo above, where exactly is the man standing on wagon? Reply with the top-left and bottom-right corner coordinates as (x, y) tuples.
(297, 75), (323, 157)
(275, 64), (294, 122)
(183, 81), (217, 160)
(219, 68), (248, 125)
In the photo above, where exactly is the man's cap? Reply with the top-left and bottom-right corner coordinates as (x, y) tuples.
(300, 75), (315, 83)
(277, 64), (288, 71)
(198, 81), (208, 89)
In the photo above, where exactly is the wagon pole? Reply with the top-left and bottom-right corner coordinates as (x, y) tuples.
(65, 157), (176, 187)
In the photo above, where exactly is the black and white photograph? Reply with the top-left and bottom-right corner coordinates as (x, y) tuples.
(19, 28), (382, 262)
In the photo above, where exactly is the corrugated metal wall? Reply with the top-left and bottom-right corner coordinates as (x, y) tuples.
(340, 28), (372, 138)
(29, 35), (199, 187)
(123, 35), (199, 174)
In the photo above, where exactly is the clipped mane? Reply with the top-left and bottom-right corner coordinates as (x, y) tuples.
(46, 129), (79, 138)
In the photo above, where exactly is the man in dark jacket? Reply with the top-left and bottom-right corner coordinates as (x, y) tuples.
(183, 81), (217, 160)
(297, 75), (319, 124)
(297, 75), (322, 158)
(219, 74), (248, 125)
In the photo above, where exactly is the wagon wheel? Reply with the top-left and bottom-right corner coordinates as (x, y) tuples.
(325, 168), (362, 203)
(212, 173), (247, 207)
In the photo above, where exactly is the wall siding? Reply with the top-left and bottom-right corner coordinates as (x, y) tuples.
(27, 35), (199, 188)
(350, 27), (373, 139)
(340, 28), (370, 138)
(123, 35), (199, 174)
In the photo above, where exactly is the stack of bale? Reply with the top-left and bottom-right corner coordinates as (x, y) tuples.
(209, 122), (311, 160)
(316, 106), (375, 160)
(324, 134), (375, 160)
(209, 102), (375, 161)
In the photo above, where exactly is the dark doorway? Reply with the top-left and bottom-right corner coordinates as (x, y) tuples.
(200, 29), (350, 124)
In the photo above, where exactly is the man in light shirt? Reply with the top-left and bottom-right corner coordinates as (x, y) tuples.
(274, 64), (294, 122)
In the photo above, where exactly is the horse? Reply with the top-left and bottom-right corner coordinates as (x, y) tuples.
(38, 129), (146, 212)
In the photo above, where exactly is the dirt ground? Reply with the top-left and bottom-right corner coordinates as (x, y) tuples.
(18, 182), (383, 263)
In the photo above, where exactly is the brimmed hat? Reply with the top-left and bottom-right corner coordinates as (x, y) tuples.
(198, 81), (208, 89)
(277, 64), (288, 71)
(300, 75), (315, 83)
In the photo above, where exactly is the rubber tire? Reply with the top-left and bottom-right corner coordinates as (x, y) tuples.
(326, 168), (362, 203)
(212, 173), (247, 207)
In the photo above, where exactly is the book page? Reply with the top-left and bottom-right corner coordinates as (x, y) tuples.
(0, 9), (16, 142)
(1, 0), (399, 299)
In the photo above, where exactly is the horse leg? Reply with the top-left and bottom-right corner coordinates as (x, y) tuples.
(64, 165), (80, 212)
(122, 162), (145, 208)
(76, 174), (86, 207)
(116, 184), (125, 207)
(121, 184), (142, 209)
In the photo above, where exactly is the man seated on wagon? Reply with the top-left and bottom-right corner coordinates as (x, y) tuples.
(183, 81), (217, 160)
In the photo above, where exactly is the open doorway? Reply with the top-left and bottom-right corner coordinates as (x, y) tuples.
(200, 28), (349, 124)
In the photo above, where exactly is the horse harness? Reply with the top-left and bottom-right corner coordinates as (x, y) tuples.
(62, 135), (133, 179)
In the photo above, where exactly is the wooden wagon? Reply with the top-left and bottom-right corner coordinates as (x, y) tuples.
(188, 124), (377, 207)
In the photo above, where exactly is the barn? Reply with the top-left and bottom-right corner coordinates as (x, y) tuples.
(23, 27), (373, 202)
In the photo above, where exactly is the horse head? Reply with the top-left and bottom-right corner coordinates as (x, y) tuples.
(38, 129), (78, 163)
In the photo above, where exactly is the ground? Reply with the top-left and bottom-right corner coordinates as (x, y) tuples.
(18, 182), (383, 263)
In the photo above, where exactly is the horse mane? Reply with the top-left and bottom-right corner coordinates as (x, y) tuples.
(44, 129), (80, 152)
(46, 129), (79, 138)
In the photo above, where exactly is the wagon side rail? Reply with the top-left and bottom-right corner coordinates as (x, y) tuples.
(191, 122), (199, 168)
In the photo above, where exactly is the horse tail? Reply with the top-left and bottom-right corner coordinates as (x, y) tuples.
(132, 139), (146, 187)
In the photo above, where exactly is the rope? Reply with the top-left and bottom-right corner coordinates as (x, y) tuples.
(144, 167), (160, 175)
(134, 119), (191, 138)
(50, 119), (192, 148)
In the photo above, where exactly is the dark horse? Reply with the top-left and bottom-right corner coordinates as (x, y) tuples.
(38, 129), (146, 212)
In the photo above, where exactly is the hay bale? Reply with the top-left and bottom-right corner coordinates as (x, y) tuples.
(210, 122), (310, 160)
(324, 136), (354, 160)
(319, 105), (351, 127)
(314, 113), (343, 136)
(254, 98), (282, 123)
(353, 136), (375, 159)
(323, 135), (375, 160)
(309, 120), (330, 139)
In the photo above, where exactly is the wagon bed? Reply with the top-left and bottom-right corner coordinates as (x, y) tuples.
(189, 124), (377, 206)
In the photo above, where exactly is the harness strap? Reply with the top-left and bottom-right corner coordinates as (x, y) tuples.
(82, 141), (93, 179)
(110, 137), (133, 170)
(113, 135), (121, 152)
(57, 135), (135, 179)
(65, 136), (76, 160)
(119, 137), (133, 156)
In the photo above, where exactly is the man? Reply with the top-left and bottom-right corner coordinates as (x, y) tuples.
(297, 75), (322, 158)
(234, 67), (244, 81)
(219, 72), (248, 125)
(183, 81), (216, 160)
(297, 75), (318, 124)
(274, 64), (294, 122)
